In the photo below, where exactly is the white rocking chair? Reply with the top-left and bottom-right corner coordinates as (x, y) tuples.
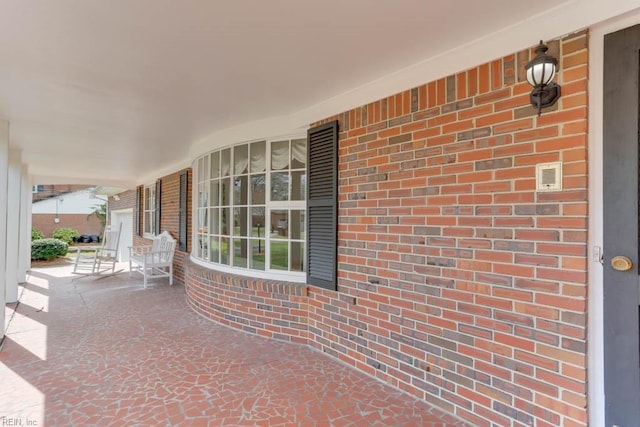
(73, 223), (122, 276)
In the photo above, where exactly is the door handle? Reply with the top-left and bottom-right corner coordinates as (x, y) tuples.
(611, 255), (633, 271)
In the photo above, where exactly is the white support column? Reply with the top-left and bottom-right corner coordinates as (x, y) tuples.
(5, 149), (21, 303)
(27, 179), (32, 274)
(18, 164), (29, 283)
(0, 122), (9, 338)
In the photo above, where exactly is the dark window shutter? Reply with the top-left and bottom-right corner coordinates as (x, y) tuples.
(136, 185), (142, 237)
(306, 120), (339, 290)
(155, 179), (162, 235)
(178, 171), (189, 252)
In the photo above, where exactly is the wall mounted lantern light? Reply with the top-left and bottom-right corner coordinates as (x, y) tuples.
(525, 41), (561, 116)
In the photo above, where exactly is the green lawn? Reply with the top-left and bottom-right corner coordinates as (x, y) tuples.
(202, 236), (303, 271)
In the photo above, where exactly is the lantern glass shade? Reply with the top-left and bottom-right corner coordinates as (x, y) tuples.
(526, 61), (556, 87)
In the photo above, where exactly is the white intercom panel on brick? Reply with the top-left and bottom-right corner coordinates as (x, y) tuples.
(536, 162), (562, 192)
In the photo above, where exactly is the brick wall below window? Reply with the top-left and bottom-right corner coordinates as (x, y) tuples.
(185, 261), (309, 344)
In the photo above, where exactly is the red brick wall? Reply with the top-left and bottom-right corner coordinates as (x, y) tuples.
(108, 169), (192, 284)
(308, 32), (588, 427)
(32, 214), (103, 237)
(182, 31), (589, 427)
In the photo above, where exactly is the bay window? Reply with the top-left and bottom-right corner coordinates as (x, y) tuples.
(194, 137), (307, 279)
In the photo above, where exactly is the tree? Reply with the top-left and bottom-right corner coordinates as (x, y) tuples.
(87, 203), (107, 231)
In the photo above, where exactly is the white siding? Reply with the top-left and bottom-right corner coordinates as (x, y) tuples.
(32, 189), (106, 214)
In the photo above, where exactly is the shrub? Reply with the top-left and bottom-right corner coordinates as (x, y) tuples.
(51, 227), (79, 245)
(31, 238), (68, 261)
(31, 228), (44, 241)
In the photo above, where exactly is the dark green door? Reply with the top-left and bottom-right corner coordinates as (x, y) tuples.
(603, 24), (640, 425)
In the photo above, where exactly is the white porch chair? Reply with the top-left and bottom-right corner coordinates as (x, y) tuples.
(73, 223), (122, 276)
(128, 231), (176, 288)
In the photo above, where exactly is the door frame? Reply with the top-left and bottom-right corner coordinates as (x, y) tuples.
(590, 9), (640, 425)
(110, 208), (133, 263)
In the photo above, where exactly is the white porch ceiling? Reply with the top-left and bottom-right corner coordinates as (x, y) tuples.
(0, 0), (638, 187)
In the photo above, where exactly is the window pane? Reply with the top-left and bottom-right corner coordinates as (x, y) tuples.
(221, 148), (231, 176)
(250, 239), (265, 270)
(198, 157), (204, 182)
(270, 240), (288, 270)
(251, 174), (265, 204)
(197, 208), (207, 234)
(271, 210), (288, 239)
(200, 234), (208, 257)
(198, 235), (207, 258)
(145, 212), (152, 233)
(233, 239), (248, 268)
(250, 141), (266, 172)
(210, 208), (219, 235)
(210, 152), (220, 178)
(291, 138), (307, 169)
(234, 145), (248, 175)
(200, 154), (209, 181)
(291, 171), (306, 201)
(251, 207), (266, 237)
(210, 180), (219, 207)
(271, 140), (289, 170)
(291, 241), (305, 272)
(290, 210), (305, 240)
(221, 207), (230, 235)
(201, 208), (209, 234)
(271, 172), (289, 201)
(199, 183), (209, 207)
(221, 178), (230, 206)
(210, 237), (220, 263)
(220, 237), (230, 265)
(234, 176), (248, 205)
(234, 207), (248, 237)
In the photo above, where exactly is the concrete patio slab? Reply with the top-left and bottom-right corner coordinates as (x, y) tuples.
(0, 263), (471, 426)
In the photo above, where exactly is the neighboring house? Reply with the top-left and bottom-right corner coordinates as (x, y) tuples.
(31, 184), (92, 202)
(32, 187), (106, 237)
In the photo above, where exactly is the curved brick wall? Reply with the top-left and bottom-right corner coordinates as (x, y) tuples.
(184, 261), (309, 344)
(184, 260), (375, 370)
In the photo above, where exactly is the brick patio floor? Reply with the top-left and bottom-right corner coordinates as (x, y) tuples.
(0, 263), (472, 426)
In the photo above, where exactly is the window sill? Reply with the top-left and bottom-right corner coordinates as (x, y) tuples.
(185, 257), (307, 297)
(189, 255), (307, 283)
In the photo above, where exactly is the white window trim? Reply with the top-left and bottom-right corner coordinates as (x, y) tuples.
(143, 183), (156, 239)
(191, 134), (307, 283)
